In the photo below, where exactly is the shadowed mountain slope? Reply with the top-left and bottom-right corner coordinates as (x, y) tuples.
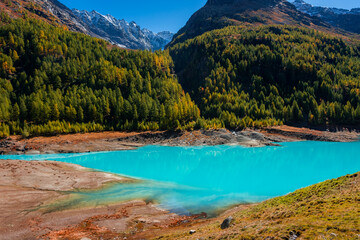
(292, 0), (360, 35)
(169, 0), (331, 46)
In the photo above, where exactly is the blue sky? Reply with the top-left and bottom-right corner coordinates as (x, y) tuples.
(60, 0), (359, 33)
(60, 0), (207, 33)
(306, 0), (359, 9)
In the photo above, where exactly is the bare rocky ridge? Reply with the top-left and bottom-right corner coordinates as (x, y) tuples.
(72, 9), (174, 50)
(34, 0), (89, 33)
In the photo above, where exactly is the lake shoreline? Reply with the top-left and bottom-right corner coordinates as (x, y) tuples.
(0, 125), (359, 155)
(0, 160), (204, 239)
(1, 158), (358, 239)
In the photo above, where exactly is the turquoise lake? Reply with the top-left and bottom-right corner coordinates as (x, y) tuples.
(1, 141), (360, 215)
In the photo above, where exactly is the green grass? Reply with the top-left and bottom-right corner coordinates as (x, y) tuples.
(155, 173), (360, 239)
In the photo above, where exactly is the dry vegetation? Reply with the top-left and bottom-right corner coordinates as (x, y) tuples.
(152, 172), (360, 239)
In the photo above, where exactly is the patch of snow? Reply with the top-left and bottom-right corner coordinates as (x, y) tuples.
(71, 9), (174, 50)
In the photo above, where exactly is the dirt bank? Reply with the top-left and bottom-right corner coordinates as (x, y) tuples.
(0, 160), (198, 240)
(0, 129), (266, 155)
(262, 125), (360, 142)
(0, 126), (358, 155)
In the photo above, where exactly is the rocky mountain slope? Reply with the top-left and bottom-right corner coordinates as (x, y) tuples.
(33, 0), (89, 33)
(292, 0), (360, 34)
(1, 0), (173, 50)
(72, 9), (173, 50)
(169, 0), (330, 46)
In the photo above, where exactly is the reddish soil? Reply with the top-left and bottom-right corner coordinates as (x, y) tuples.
(0, 131), (145, 154)
(263, 125), (359, 142)
(0, 129), (266, 155)
(0, 160), (199, 240)
(0, 127), (358, 239)
(0, 127), (358, 155)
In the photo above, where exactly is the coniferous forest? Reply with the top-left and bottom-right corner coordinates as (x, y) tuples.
(169, 25), (360, 129)
(0, 13), (200, 137)
(1, 11), (360, 138)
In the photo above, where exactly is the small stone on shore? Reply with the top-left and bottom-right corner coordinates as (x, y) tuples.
(26, 150), (41, 155)
(221, 216), (233, 229)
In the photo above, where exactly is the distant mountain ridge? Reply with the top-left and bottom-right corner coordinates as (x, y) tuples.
(72, 9), (173, 50)
(1, 0), (173, 50)
(292, 0), (360, 17)
(291, 0), (360, 34)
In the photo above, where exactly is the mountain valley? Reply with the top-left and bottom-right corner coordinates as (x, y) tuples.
(0, 0), (360, 239)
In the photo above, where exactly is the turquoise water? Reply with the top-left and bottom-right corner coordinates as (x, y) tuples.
(1, 141), (360, 215)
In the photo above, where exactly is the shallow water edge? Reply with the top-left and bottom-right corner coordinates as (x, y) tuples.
(2, 141), (360, 216)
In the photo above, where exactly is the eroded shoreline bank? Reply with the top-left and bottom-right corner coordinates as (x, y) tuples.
(1, 159), (359, 240)
(0, 125), (359, 155)
(0, 160), (201, 240)
(0, 126), (359, 239)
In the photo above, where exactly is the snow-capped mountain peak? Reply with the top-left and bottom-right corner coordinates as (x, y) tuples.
(291, 0), (360, 35)
(157, 31), (174, 42)
(72, 9), (173, 50)
(291, 0), (360, 17)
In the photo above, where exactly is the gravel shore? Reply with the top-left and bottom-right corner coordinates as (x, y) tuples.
(0, 126), (358, 155)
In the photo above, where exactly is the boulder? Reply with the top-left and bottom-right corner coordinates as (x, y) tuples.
(219, 134), (233, 141)
(220, 216), (233, 229)
(249, 132), (266, 141)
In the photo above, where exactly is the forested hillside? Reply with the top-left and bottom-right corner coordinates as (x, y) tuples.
(1, 8), (360, 138)
(0, 12), (200, 137)
(169, 25), (360, 128)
